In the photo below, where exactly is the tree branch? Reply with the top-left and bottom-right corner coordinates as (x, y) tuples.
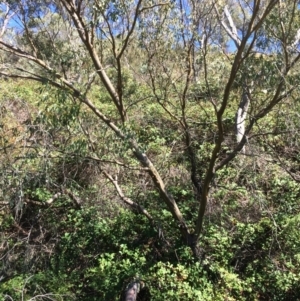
(59, 0), (126, 122)
(102, 170), (153, 223)
(1, 48), (191, 244)
(214, 4), (241, 48)
(0, 3), (15, 38)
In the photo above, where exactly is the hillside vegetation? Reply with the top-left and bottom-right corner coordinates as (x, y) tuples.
(0, 0), (300, 300)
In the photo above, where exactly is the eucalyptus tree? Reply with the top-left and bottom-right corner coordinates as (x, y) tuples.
(1, 0), (300, 257)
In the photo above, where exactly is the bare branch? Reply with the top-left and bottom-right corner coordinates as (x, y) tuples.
(102, 170), (153, 222)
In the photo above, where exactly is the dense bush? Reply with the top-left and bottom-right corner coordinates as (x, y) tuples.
(1, 1), (300, 299)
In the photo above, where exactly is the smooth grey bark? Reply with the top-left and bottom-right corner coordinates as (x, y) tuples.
(235, 86), (251, 153)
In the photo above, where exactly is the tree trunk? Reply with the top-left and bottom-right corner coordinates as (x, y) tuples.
(235, 86), (250, 153)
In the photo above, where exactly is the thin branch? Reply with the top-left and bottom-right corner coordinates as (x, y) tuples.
(215, 83), (298, 171)
(139, 2), (170, 13)
(251, 0), (279, 33)
(180, 38), (202, 200)
(274, 156), (300, 183)
(248, 130), (294, 139)
(102, 170), (154, 222)
(64, 189), (82, 209)
(85, 156), (149, 171)
(19, 3), (38, 56)
(117, 0), (143, 59)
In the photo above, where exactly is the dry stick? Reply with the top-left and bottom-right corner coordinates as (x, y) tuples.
(77, 114), (154, 219)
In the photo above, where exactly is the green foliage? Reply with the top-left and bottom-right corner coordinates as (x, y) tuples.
(1, 0), (300, 299)
(2, 197), (300, 300)
(1, 71), (300, 300)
